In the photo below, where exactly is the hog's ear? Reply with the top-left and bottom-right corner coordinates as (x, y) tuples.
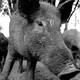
(48, 0), (56, 6)
(57, 0), (75, 23)
(18, 0), (40, 15)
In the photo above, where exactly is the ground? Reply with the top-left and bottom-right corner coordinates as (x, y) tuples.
(8, 60), (60, 80)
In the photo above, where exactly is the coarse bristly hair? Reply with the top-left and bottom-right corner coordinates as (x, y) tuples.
(0, 0), (75, 80)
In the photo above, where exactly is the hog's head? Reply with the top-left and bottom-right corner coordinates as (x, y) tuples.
(10, 0), (75, 75)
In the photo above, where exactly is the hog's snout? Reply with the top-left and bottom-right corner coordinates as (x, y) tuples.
(64, 43), (74, 61)
(60, 42), (78, 69)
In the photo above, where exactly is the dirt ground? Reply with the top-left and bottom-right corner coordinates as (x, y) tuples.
(8, 60), (60, 80)
(1, 60), (80, 80)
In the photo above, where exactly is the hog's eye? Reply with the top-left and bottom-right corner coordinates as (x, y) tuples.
(37, 20), (43, 26)
(37, 20), (46, 27)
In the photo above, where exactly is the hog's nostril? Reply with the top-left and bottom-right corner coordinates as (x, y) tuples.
(71, 45), (78, 51)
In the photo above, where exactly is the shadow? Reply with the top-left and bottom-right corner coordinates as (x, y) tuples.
(59, 70), (80, 80)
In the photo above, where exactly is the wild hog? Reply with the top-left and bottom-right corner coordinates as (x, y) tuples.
(62, 29), (80, 68)
(0, 0), (75, 80)
(0, 32), (8, 71)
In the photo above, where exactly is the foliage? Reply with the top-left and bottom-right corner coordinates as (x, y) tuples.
(0, 0), (10, 16)
(0, 0), (2, 11)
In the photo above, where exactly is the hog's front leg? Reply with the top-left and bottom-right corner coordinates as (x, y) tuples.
(26, 59), (37, 80)
(17, 57), (24, 73)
